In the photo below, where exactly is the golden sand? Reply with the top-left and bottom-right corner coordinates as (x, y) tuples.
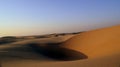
(62, 25), (120, 58)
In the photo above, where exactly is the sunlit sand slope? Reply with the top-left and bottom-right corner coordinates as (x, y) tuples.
(62, 25), (120, 58)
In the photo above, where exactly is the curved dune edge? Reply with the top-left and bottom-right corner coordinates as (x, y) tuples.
(61, 25), (120, 58)
(0, 35), (74, 50)
(29, 43), (88, 61)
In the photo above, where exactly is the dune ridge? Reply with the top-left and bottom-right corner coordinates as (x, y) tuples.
(62, 25), (120, 58)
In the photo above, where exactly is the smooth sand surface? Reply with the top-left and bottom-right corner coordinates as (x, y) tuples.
(2, 53), (120, 67)
(62, 25), (120, 58)
(0, 25), (120, 67)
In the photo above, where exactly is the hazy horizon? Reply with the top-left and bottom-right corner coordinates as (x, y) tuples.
(0, 0), (120, 36)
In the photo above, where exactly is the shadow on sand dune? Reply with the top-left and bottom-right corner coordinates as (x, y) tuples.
(0, 62), (1, 67)
(29, 43), (88, 61)
(0, 47), (53, 61)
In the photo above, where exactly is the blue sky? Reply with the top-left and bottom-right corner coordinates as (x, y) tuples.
(0, 0), (120, 36)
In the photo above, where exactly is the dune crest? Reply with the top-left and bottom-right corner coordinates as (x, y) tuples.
(62, 25), (120, 58)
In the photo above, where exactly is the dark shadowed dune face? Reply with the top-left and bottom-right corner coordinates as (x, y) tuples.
(0, 62), (1, 67)
(29, 43), (88, 61)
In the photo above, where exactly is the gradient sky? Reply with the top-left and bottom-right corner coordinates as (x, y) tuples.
(0, 0), (120, 36)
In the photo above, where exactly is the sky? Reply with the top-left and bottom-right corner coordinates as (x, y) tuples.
(0, 0), (120, 36)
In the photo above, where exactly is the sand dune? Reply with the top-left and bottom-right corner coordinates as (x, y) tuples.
(62, 25), (120, 58)
(0, 25), (120, 67)
(0, 35), (74, 50)
(0, 34), (85, 61)
(2, 53), (120, 67)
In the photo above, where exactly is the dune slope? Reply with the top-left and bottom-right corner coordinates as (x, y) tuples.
(62, 25), (120, 58)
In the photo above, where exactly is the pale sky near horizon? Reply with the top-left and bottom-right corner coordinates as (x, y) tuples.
(0, 0), (120, 36)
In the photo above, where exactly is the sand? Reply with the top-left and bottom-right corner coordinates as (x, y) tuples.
(62, 25), (120, 58)
(0, 25), (120, 67)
